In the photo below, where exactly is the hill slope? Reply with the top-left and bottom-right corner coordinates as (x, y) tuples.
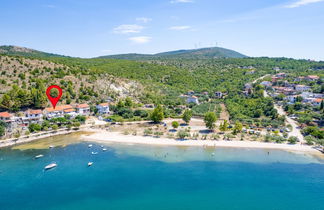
(0, 45), (67, 58)
(97, 47), (247, 60)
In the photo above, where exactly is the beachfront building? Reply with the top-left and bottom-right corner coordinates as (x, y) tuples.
(63, 108), (78, 118)
(24, 109), (43, 124)
(96, 103), (110, 115)
(76, 104), (90, 116)
(305, 75), (320, 81)
(44, 105), (73, 119)
(0, 112), (14, 124)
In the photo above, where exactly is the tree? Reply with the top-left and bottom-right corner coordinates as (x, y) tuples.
(182, 109), (192, 124)
(150, 104), (164, 123)
(125, 97), (133, 107)
(233, 121), (243, 134)
(288, 136), (298, 144)
(0, 121), (6, 136)
(28, 123), (42, 133)
(204, 112), (217, 130)
(220, 120), (229, 132)
(172, 121), (179, 129)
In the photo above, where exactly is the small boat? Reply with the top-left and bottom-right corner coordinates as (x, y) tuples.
(44, 163), (57, 170)
(88, 144), (93, 148)
(91, 152), (98, 155)
(100, 145), (104, 148)
(49, 145), (54, 149)
(88, 162), (93, 167)
(35, 154), (44, 159)
(102, 148), (107, 151)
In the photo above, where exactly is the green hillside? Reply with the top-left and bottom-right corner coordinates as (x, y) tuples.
(0, 45), (67, 58)
(96, 47), (247, 60)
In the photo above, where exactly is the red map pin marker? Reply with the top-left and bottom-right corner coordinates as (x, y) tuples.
(46, 85), (63, 109)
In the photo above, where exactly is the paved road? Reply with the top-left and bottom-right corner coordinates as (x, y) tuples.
(264, 89), (305, 143)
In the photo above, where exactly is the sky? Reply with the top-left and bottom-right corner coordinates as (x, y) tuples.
(1, 0), (324, 60)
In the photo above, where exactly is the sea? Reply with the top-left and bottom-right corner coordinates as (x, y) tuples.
(0, 133), (324, 210)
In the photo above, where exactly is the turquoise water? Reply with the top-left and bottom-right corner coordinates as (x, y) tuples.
(1, 139), (324, 210)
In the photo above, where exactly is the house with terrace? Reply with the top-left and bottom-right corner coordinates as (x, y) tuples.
(76, 104), (90, 116)
(44, 105), (73, 119)
(96, 103), (110, 115)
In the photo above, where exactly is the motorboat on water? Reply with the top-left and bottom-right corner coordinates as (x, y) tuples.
(88, 162), (93, 167)
(91, 152), (98, 155)
(44, 163), (57, 170)
(35, 154), (44, 159)
(88, 144), (93, 148)
(49, 145), (54, 149)
(102, 148), (107, 151)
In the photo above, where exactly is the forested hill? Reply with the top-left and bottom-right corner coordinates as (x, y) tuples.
(0, 45), (67, 58)
(96, 47), (247, 60)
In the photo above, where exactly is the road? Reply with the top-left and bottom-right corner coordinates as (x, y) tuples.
(263, 87), (305, 143)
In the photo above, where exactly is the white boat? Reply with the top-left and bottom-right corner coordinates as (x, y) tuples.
(49, 145), (54, 149)
(44, 163), (57, 170)
(35, 154), (44, 159)
(88, 162), (93, 167)
(102, 148), (107, 151)
(100, 145), (104, 148)
(88, 144), (93, 148)
(91, 152), (98, 155)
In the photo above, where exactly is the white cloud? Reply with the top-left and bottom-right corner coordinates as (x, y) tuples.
(113, 24), (144, 34)
(128, 36), (152, 44)
(169, 25), (191, 30)
(136, 17), (152, 23)
(170, 0), (194, 3)
(284, 0), (324, 8)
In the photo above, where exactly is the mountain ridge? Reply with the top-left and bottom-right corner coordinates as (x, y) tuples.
(0, 45), (247, 59)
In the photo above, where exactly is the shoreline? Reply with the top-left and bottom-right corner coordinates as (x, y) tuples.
(82, 130), (324, 156)
(0, 128), (83, 149)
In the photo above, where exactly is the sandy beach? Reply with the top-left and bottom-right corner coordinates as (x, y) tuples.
(82, 130), (323, 155)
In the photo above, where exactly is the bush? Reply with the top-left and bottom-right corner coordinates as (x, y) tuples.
(172, 121), (179, 129)
(177, 130), (190, 139)
(28, 123), (42, 133)
(288, 136), (298, 144)
(144, 128), (153, 136)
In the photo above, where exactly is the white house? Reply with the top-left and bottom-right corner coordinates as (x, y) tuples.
(63, 108), (78, 118)
(260, 81), (272, 87)
(76, 104), (90, 116)
(215, 92), (223, 98)
(44, 105), (73, 119)
(24, 109), (43, 124)
(285, 95), (298, 104)
(186, 96), (199, 104)
(96, 103), (110, 115)
(295, 85), (311, 92)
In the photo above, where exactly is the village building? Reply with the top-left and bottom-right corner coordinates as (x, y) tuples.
(186, 96), (199, 104)
(44, 105), (73, 119)
(0, 112), (14, 124)
(295, 85), (311, 92)
(260, 81), (272, 87)
(63, 108), (78, 117)
(96, 103), (110, 115)
(312, 98), (324, 106)
(76, 104), (90, 116)
(305, 75), (319, 81)
(215, 91), (224, 98)
(23, 109), (43, 125)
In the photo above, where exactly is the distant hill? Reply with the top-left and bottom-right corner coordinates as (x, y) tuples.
(97, 47), (247, 60)
(0, 45), (67, 58)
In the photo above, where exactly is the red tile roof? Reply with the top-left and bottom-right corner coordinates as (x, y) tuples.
(0, 112), (12, 118)
(26, 109), (42, 115)
(76, 104), (89, 108)
(98, 103), (109, 107)
(63, 108), (76, 113)
(45, 105), (73, 112)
